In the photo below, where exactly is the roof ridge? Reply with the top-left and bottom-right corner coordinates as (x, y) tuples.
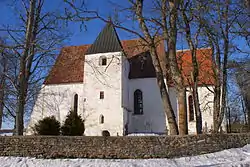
(176, 47), (212, 52)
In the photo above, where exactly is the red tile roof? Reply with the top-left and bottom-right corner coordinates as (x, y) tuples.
(176, 48), (215, 86)
(44, 45), (90, 85)
(44, 39), (214, 86)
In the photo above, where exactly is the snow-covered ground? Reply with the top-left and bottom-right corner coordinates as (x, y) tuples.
(127, 133), (160, 136)
(1, 145), (250, 167)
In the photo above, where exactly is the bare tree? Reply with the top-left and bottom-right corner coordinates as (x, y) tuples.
(161, 0), (188, 135)
(0, 45), (6, 129)
(0, 0), (67, 135)
(0, 39), (17, 130)
(203, 0), (229, 133)
(132, 0), (179, 135)
(235, 60), (250, 127)
(13, 0), (37, 136)
(180, 0), (202, 134)
(195, 0), (249, 132)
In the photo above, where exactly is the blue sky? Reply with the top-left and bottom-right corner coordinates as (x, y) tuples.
(0, 0), (248, 51)
(0, 0), (205, 53)
(0, 0), (136, 46)
(0, 0), (188, 48)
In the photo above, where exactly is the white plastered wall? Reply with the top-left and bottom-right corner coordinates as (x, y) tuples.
(186, 86), (214, 134)
(127, 78), (169, 134)
(121, 56), (130, 134)
(26, 83), (84, 135)
(83, 52), (124, 136)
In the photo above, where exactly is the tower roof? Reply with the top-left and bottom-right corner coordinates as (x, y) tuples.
(86, 23), (122, 55)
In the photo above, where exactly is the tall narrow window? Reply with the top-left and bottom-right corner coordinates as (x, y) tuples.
(100, 91), (104, 99)
(188, 95), (194, 121)
(134, 89), (143, 115)
(100, 115), (104, 124)
(99, 56), (107, 66)
(74, 94), (78, 113)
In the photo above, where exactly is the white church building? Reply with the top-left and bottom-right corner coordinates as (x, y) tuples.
(26, 23), (216, 136)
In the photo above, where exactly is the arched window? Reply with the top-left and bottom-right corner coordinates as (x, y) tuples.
(188, 95), (194, 121)
(134, 89), (143, 115)
(74, 94), (78, 113)
(100, 114), (104, 124)
(99, 56), (107, 66)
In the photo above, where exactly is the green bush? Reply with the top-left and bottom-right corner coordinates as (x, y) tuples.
(34, 116), (61, 135)
(61, 111), (85, 136)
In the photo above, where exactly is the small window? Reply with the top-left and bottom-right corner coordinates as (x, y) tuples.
(99, 56), (107, 66)
(73, 94), (78, 113)
(188, 95), (194, 121)
(100, 115), (104, 124)
(134, 89), (143, 115)
(100, 91), (104, 99)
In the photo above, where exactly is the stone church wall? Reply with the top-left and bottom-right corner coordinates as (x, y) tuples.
(0, 133), (250, 159)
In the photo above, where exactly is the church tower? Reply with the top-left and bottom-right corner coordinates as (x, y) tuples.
(83, 23), (127, 136)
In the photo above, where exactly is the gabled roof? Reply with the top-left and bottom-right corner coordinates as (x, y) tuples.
(44, 45), (90, 85)
(44, 38), (215, 86)
(44, 38), (164, 85)
(85, 23), (122, 55)
(177, 48), (215, 86)
(127, 47), (215, 86)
